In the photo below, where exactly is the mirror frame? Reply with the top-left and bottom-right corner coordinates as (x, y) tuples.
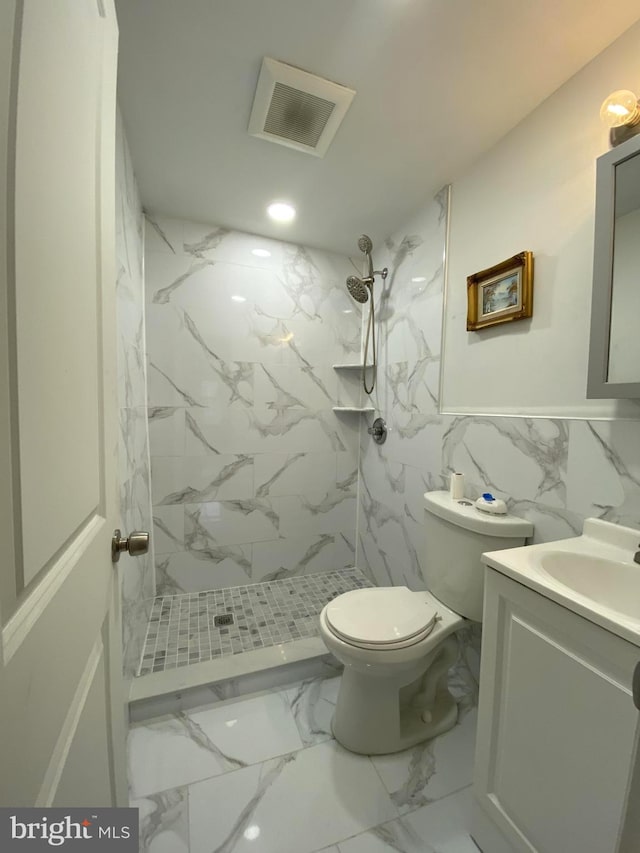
(587, 132), (640, 399)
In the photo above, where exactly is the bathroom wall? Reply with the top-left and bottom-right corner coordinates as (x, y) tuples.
(115, 110), (154, 678)
(357, 185), (640, 589)
(441, 17), (640, 419)
(144, 217), (362, 594)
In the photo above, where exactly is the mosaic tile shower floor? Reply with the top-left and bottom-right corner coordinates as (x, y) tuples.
(137, 568), (372, 676)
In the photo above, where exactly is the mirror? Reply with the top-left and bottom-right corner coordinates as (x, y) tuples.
(587, 132), (640, 398)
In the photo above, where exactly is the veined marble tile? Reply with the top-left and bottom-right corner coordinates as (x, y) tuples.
(285, 675), (341, 747)
(155, 548), (253, 595)
(335, 368), (365, 409)
(383, 301), (442, 368)
(507, 498), (582, 545)
(254, 451), (340, 498)
(148, 407), (185, 456)
(370, 710), (477, 815)
(276, 490), (357, 539)
(151, 454), (254, 506)
(181, 220), (284, 268)
(357, 530), (396, 588)
(358, 469), (425, 589)
(118, 338), (148, 409)
(184, 405), (348, 456)
(132, 787), (189, 853)
(145, 213), (184, 254)
(252, 533), (345, 581)
(147, 310), (255, 409)
(128, 692), (303, 798)
(153, 505), (185, 555)
(187, 741), (398, 853)
(335, 531), (358, 574)
(377, 411), (446, 474)
(116, 113), (152, 679)
(400, 787), (476, 852)
(567, 420), (640, 529)
(254, 363), (336, 410)
(183, 405), (249, 456)
(338, 787), (476, 853)
(380, 357), (441, 418)
(185, 499), (280, 547)
(442, 416), (568, 507)
(145, 251), (214, 307)
(252, 408), (349, 454)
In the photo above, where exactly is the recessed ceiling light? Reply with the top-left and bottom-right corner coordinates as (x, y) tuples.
(267, 201), (296, 223)
(412, 276), (427, 283)
(231, 295), (246, 303)
(251, 248), (271, 258)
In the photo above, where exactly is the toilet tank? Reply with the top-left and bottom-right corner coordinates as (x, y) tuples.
(423, 491), (533, 622)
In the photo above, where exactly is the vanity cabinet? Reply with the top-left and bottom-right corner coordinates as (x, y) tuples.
(472, 569), (639, 853)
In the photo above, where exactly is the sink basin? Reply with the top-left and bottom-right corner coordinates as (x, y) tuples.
(538, 551), (640, 620)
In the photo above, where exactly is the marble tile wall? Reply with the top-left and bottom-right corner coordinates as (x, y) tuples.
(145, 216), (362, 594)
(357, 187), (640, 589)
(116, 110), (155, 679)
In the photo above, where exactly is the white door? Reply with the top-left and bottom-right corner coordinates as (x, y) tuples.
(0, 0), (127, 806)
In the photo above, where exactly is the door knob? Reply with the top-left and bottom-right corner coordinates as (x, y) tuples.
(111, 529), (149, 562)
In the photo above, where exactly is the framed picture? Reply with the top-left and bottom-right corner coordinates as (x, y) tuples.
(466, 251), (533, 331)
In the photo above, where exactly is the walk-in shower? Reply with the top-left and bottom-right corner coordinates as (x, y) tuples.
(345, 235), (387, 394)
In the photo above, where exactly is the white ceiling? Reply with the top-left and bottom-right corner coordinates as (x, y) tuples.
(115, 0), (640, 255)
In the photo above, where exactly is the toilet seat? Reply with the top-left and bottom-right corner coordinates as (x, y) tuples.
(325, 587), (438, 651)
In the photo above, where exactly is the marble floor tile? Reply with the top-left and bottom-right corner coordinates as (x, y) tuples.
(132, 786), (189, 853)
(285, 675), (341, 747)
(128, 692), (303, 798)
(337, 787), (476, 853)
(187, 740), (399, 853)
(370, 710), (477, 814)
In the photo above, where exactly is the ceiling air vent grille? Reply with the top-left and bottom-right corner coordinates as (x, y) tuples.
(263, 82), (336, 149)
(248, 57), (356, 158)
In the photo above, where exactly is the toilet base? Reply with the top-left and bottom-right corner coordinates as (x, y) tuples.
(330, 634), (460, 755)
(332, 687), (458, 755)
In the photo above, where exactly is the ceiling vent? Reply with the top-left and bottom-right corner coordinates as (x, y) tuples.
(248, 57), (356, 158)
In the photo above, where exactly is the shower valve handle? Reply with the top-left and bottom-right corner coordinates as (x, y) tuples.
(367, 417), (388, 444)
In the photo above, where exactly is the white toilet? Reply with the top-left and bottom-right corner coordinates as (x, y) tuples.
(319, 490), (533, 755)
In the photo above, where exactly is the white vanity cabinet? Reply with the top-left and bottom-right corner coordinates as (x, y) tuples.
(472, 568), (640, 853)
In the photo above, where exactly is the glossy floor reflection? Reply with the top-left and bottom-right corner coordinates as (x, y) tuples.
(129, 630), (480, 853)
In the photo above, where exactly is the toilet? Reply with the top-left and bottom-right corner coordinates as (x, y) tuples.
(319, 490), (533, 755)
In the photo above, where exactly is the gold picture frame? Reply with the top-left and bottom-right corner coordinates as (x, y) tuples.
(466, 251), (534, 331)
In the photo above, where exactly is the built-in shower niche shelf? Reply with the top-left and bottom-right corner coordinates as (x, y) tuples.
(332, 406), (375, 413)
(332, 363), (364, 370)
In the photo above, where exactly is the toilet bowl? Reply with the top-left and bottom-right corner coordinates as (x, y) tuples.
(319, 587), (463, 754)
(320, 490), (533, 755)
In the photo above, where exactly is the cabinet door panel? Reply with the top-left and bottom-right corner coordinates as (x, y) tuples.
(474, 572), (639, 853)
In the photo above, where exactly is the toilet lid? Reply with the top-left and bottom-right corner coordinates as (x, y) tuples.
(325, 587), (438, 647)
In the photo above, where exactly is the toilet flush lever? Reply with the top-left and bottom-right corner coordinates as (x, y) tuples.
(111, 529), (149, 563)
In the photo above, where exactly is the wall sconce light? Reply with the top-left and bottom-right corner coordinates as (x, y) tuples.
(600, 89), (640, 147)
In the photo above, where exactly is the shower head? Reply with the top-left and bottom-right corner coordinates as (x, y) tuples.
(357, 234), (373, 254)
(346, 275), (370, 303)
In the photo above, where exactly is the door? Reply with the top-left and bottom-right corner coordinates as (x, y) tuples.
(0, 0), (126, 806)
